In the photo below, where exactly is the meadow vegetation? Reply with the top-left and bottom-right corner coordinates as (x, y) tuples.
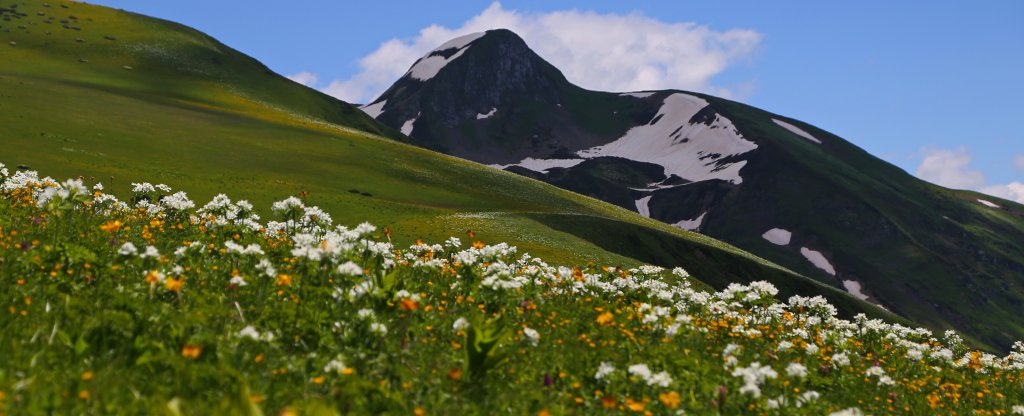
(1, 165), (1023, 415)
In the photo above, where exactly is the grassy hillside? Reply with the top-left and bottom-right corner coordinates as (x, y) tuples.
(0, 1), (896, 322)
(0, 171), (1022, 414)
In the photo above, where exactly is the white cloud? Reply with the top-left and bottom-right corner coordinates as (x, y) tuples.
(915, 147), (1024, 204)
(981, 182), (1024, 204)
(287, 71), (319, 88)
(1014, 154), (1024, 171)
(321, 2), (761, 103)
(915, 147), (985, 190)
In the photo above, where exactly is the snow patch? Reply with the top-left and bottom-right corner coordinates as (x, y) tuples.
(491, 158), (585, 172)
(977, 199), (1001, 208)
(578, 93), (758, 184)
(673, 212), (706, 231)
(842, 280), (869, 301)
(406, 32), (484, 82)
(620, 91), (655, 98)
(772, 118), (821, 144)
(476, 108), (497, 120)
(360, 100), (386, 119)
(435, 32), (486, 51)
(635, 195), (652, 217)
(800, 247), (836, 276)
(761, 228), (792, 246)
(400, 115), (419, 136)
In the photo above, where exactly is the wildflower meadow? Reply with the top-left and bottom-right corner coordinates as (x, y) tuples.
(1, 163), (1023, 415)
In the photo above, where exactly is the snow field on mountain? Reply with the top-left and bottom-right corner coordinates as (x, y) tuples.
(620, 91), (655, 98)
(635, 195), (653, 218)
(360, 100), (387, 119)
(491, 158), (585, 173)
(978, 199), (1001, 208)
(843, 280), (869, 301)
(772, 118), (822, 144)
(578, 93), (758, 184)
(405, 32), (486, 81)
(800, 247), (836, 276)
(673, 212), (706, 231)
(476, 108), (497, 119)
(401, 114), (419, 136)
(762, 228), (793, 245)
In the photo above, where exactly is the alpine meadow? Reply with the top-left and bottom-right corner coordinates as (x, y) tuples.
(1, 1), (1023, 415)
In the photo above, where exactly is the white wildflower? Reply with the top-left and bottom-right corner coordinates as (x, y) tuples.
(161, 191), (195, 210)
(357, 309), (375, 320)
(271, 196), (305, 215)
(117, 242), (138, 256)
(238, 325), (273, 341)
(647, 371), (673, 387)
(628, 364), (652, 381)
(131, 182), (155, 194)
(832, 352), (851, 367)
(786, 362), (808, 378)
(337, 261), (363, 276)
(800, 390), (820, 403)
(595, 362), (615, 380)
(140, 245), (160, 259)
(324, 356), (349, 374)
(522, 327), (540, 346)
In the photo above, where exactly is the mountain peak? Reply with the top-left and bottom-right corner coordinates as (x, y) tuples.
(366, 29), (571, 112)
(363, 29), (581, 151)
(400, 29), (537, 83)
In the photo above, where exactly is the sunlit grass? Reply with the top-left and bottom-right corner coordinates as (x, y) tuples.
(1, 167), (1022, 415)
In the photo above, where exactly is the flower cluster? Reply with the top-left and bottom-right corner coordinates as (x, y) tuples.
(1, 166), (1023, 415)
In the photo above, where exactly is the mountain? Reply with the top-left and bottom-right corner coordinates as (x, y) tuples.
(0, 1), (895, 324)
(363, 29), (1024, 350)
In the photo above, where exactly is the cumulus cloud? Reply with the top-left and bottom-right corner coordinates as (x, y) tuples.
(915, 147), (986, 190)
(981, 182), (1024, 204)
(915, 147), (1024, 204)
(321, 2), (761, 103)
(287, 71), (319, 87)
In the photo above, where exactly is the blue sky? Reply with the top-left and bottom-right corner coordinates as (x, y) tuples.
(91, 1), (1024, 199)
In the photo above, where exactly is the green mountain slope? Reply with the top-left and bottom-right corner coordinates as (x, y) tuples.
(0, 1), (895, 323)
(364, 29), (1024, 350)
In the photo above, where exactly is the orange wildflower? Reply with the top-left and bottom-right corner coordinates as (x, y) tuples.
(276, 274), (293, 286)
(99, 220), (123, 232)
(164, 277), (184, 292)
(625, 398), (646, 412)
(399, 299), (419, 311)
(181, 344), (202, 359)
(658, 391), (681, 409)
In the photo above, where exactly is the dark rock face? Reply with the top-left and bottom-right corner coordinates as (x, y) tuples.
(368, 29), (658, 164)
(377, 30), (569, 130)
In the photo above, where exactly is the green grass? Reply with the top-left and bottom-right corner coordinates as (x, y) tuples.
(0, 172), (1022, 414)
